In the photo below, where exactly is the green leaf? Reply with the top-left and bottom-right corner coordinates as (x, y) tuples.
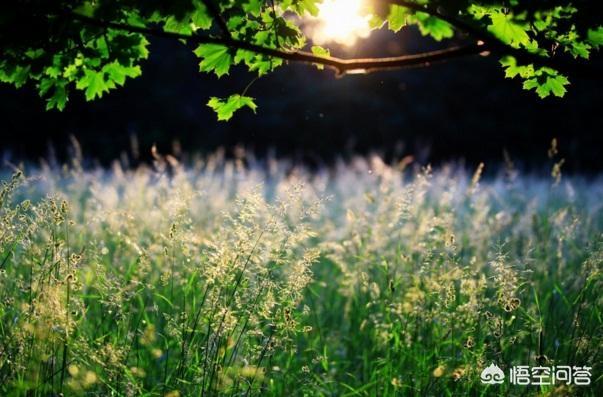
(488, 12), (531, 48)
(75, 69), (115, 101)
(103, 62), (141, 86)
(387, 5), (409, 33)
(95, 36), (110, 59)
(368, 13), (385, 30)
(587, 26), (603, 49)
(38, 78), (68, 111)
(273, 18), (303, 48)
(207, 94), (257, 121)
(194, 44), (232, 77)
(254, 30), (272, 46)
(243, 0), (263, 17)
(558, 30), (591, 59)
(0, 63), (31, 88)
(311, 46), (330, 70)
(164, 15), (193, 35)
(500, 56), (534, 79)
(73, 1), (97, 17)
(414, 13), (454, 41)
(544, 75), (570, 97)
(234, 50), (281, 76)
(135, 35), (150, 60)
(249, 57), (278, 75)
(568, 41), (590, 59)
(523, 71), (569, 98)
(468, 4), (489, 20)
(287, 0), (321, 16)
(191, 1), (212, 30)
(500, 57), (569, 99)
(234, 49), (255, 66)
(46, 83), (68, 111)
(104, 32), (149, 64)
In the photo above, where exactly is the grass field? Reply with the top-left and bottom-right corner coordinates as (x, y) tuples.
(0, 154), (601, 396)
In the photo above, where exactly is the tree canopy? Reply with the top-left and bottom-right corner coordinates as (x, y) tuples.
(1, 0), (601, 120)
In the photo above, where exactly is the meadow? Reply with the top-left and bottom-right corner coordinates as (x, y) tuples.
(0, 152), (601, 396)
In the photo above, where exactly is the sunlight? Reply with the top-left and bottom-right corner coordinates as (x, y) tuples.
(311, 0), (371, 46)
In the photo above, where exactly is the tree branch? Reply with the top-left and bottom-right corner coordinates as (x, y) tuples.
(68, 12), (485, 75)
(381, 0), (600, 79)
(200, 0), (232, 40)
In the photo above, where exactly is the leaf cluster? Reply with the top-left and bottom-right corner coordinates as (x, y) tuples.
(0, 0), (600, 119)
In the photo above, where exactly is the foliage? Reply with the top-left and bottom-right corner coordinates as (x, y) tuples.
(207, 94), (258, 120)
(500, 56), (570, 98)
(0, 152), (602, 395)
(0, 0), (600, 119)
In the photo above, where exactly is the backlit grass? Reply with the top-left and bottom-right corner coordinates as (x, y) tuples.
(0, 154), (601, 396)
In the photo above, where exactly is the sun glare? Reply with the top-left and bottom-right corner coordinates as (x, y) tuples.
(311, 0), (371, 46)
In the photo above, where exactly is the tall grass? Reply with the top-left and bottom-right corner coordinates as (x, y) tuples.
(0, 153), (601, 396)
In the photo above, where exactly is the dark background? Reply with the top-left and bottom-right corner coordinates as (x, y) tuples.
(1, 26), (602, 172)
